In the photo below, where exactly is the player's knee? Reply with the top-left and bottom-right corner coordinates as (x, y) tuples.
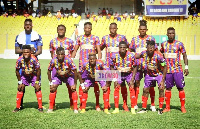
(70, 85), (76, 92)
(18, 85), (25, 92)
(35, 86), (41, 92)
(143, 88), (149, 94)
(50, 86), (57, 93)
(177, 88), (184, 91)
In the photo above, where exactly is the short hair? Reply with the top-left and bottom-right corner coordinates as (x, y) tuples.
(22, 45), (31, 50)
(167, 27), (175, 31)
(84, 22), (92, 26)
(139, 20), (147, 28)
(56, 47), (65, 53)
(24, 19), (32, 23)
(57, 24), (66, 30)
(110, 22), (117, 27)
(147, 40), (155, 46)
(119, 41), (127, 47)
(89, 53), (96, 57)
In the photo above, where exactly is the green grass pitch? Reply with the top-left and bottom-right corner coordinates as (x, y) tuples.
(0, 59), (199, 128)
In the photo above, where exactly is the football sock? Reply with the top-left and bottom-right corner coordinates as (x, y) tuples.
(36, 91), (43, 109)
(159, 97), (164, 109)
(165, 90), (171, 109)
(142, 96), (148, 109)
(53, 90), (57, 107)
(129, 87), (136, 108)
(81, 92), (88, 109)
(149, 87), (155, 106)
(94, 82), (100, 107)
(179, 90), (185, 107)
(16, 91), (24, 108)
(79, 86), (83, 107)
(121, 86), (128, 106)
(72, 91), (78, 110)
(67, 85), (73, 106)
(114, 85), (120, 108)
(107, 86), (111, 107)
(134, 86), (139, 106)
(103, 90), (109, 109)
(49, 92), (56, 109)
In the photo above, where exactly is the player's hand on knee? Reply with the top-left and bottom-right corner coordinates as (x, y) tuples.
(18, 84), (25, 91)
(114, 82), (118, 88)
(184, 69), (189, 76)
(83, 87), (89, 93)
(159, 81), (165, 90)
(34, 84), (41, 92)
(71, 85), (76, 92)
(102, 86), (107, 92)
(50, 85), (57, 93)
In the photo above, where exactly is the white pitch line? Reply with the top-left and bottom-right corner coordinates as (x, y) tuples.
(185, 77), (200, 79)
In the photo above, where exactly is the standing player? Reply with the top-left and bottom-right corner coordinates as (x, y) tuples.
(160, 27), (189, 113)
(47, 47), (78, 113)
(13, 45), (43, 112)
(136, 40), (167, 115)
(101, 23), (129, 110)
(129, 20), (156, 111)
(49, 24), (74, 110)
(80, 53), (110, 114)
(110, 41), (137, 114)
(15, 18), (43, 109)
(71, 22), (102, 111)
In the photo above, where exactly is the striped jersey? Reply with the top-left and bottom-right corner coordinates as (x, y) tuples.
(101, 34), (128, 68)
(110, 51), (136, 72)
(76, 35), (100, 68)
(16, 55), (40, 76)
(48, 56), (77, 77)
(129, 35), (156, 70)
(81, 60), (104, 79)
(140, 50), (166, 77)
(160, 40), (186, 73)
(49, 37), (74, 57)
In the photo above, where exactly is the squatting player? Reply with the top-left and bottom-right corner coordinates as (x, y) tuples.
(71, 22), (102, 111)
(136, 40), (167, 115)
(110, 41), (137, 114)
(13, 45), (43, 112)
(129, 20), (157, 111)
(100, 22), (129, 110)
(49, 24), (74, 110)
(79, 53), (109, 114)
(47, 47), (78, 113)
(160, 27), (189, 113)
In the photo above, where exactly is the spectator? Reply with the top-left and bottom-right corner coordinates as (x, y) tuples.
(138, 13), (143, 21)
(109, 8), (113, 15)
(42, 8), (46, 15)
(123, 11), (128, 19)
(77, 7), (82, 16)
(12, 12), (17, 18)
(106, 8), (109, 15)
(36, 8), (40, 16)
(130, 12), (135, 19)
(65, 8), (69, 14)
(71, 8), (75, 14)
(56, 10), (62, 19)
(24, 12), (30, 18)
(102, 8), (106, 16)
(114, 12), (119, 19)
(85, 8), (90, 19)
(72, 12), (78, 18)
(60, 7), (64, 14)
(98, 8), (101, 15)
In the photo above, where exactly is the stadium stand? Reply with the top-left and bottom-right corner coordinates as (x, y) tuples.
(0, 15), (199, 56)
